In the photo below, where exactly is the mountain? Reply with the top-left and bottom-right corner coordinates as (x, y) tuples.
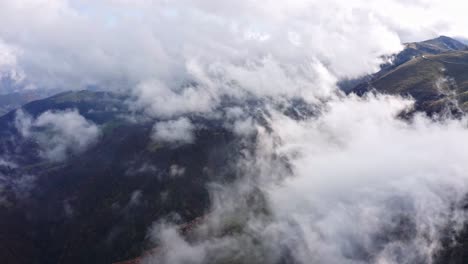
(0, 88), (318, 264)
(0, 90), (61, 116)
(411, 36), (467, 51)
(0, 90), (260, 263)
(387, 36), (467, 72)
(350, 36), (468, 115)
(340, 36), (467, 93)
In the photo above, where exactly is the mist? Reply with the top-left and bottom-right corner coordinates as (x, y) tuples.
(15, 109), (100, 161)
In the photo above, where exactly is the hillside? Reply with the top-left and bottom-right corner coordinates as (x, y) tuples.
(0, 91), (259, 263)
(388, 36), (467, 73)
(353, 49), (468, 114)
(0, 90), (60, 116)
(340, 36), (467, 92)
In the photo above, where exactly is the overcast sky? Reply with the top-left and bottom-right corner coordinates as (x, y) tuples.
(0, 0), (467, 96)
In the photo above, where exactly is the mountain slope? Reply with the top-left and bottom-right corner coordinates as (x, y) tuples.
(351, 39), (468, 114)
(340, 36), (467, 92)
(389, 36), (467, 73)
(407, 36), (467, 53)
(0, 91), (259, 264)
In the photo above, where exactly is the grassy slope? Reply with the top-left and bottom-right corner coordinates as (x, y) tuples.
(367, 51), (468, 113)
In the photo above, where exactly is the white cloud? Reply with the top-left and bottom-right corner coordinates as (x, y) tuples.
(0, 0), (466, 116)
(0, 38), (24, 88)
(132, 80), (216, 117)
(15, 109), (100, 161)
(151, 117), (195, 144)
(0, 0), (451, 115)
(266, 95), (468, 263)
(14, 109), (33, 137)
(146, 94), (468, 264)
(169, 164), (186, 178)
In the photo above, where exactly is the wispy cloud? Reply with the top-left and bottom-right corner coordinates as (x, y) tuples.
(15, 109), (100, 161)
(146, 94), (468, 264)
(152, 117), (195, 145)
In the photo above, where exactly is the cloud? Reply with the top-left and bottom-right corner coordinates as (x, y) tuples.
(0, 158), (17, 168)
(14, 108), (33, 137)
(1, 1), (468, 263)
(151, 117), (195, 145)
(222, 107), (258, 136)
(0, 38), (24, 86)
(129, 189), (143, 207)
(15, 109), (100, 161)
(265, 94), (468, 263)
(0, 0), (425, 115)
(0, 0), (466, 116)
(145, 94), (468, 264)
(169, 164), (186, 178)
(132, 80), (216, 117)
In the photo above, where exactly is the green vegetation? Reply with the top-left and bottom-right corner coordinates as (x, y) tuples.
(363, 51), (468, 113)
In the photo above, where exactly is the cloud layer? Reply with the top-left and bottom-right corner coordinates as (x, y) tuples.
(0, 0), (465, 116)
(146, 94), (468, 264)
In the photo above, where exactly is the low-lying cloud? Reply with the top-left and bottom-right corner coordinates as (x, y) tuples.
(145, 94), (468, 264)
(15, 109), (100, 161)
(267, 94), (468, 263)
(151, 117), (195, 145)
(0, 39), (23, 87)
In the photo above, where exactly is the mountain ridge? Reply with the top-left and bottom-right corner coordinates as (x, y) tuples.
(350, 36), (468, 115)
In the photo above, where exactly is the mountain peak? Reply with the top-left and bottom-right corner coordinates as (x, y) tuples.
(418, 35), (467, 52)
